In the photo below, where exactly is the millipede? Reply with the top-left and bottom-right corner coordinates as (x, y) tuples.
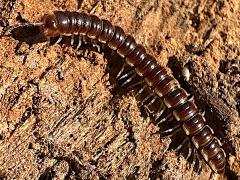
(3, 11), (226, 176)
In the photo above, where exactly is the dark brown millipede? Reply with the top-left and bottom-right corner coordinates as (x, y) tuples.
(9, 11), (227, 175)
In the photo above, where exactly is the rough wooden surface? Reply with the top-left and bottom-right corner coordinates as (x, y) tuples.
(0, 0), (239, 179)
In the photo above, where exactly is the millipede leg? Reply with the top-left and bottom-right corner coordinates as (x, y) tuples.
(76, 35), (82, 50)
(146, 96), (157, 107)
(154, 103), (166, 121)
(186, 142), (192, 160)
(201, 111), (205, 116)
(82, 36), (87, 44)
(121, 74), (137, 87)
(175, 137), (188, 151)
(136, 85), (146, 97)
(91, 39), (101, 52)
(56, 35), (63, 44)
(116, 63), (126, 79)
(96, 44), (101, 52)
(142, 94), (153, 104)
(128, 81), (143, 89)
(195, 151), (202, 173)
(156, 112), (171, 125)
(70, 34), (75, 46)
(192, 149), (197, 168)
(118, 70), (135, 80)
(162, 124), (180, 134)
(201, 111), (206, 122)
(118, 71), (136, 86)
(144, 96), (161, 115)
(188, 95), (195, 102)
(120, 74), (137, 87)
(168, 128), (181, 137)
(197, 158), (202, 173)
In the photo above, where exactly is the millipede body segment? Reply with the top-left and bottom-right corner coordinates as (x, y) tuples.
(37, 11), (226, 174)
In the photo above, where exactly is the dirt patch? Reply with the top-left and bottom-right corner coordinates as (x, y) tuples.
(0, 0), (239, 179)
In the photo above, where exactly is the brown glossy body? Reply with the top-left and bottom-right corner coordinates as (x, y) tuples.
(40, 11), (226, 174)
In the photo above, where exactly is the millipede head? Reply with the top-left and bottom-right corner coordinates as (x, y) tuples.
(41, 13), (60, 37)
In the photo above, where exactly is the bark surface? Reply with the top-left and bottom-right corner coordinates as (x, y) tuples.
(0, 0), (239, 179)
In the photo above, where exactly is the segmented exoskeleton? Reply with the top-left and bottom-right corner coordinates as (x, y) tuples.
(11, 11), (227, 175)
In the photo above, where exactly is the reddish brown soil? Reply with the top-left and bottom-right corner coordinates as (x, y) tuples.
(0, 0), (239, 179)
